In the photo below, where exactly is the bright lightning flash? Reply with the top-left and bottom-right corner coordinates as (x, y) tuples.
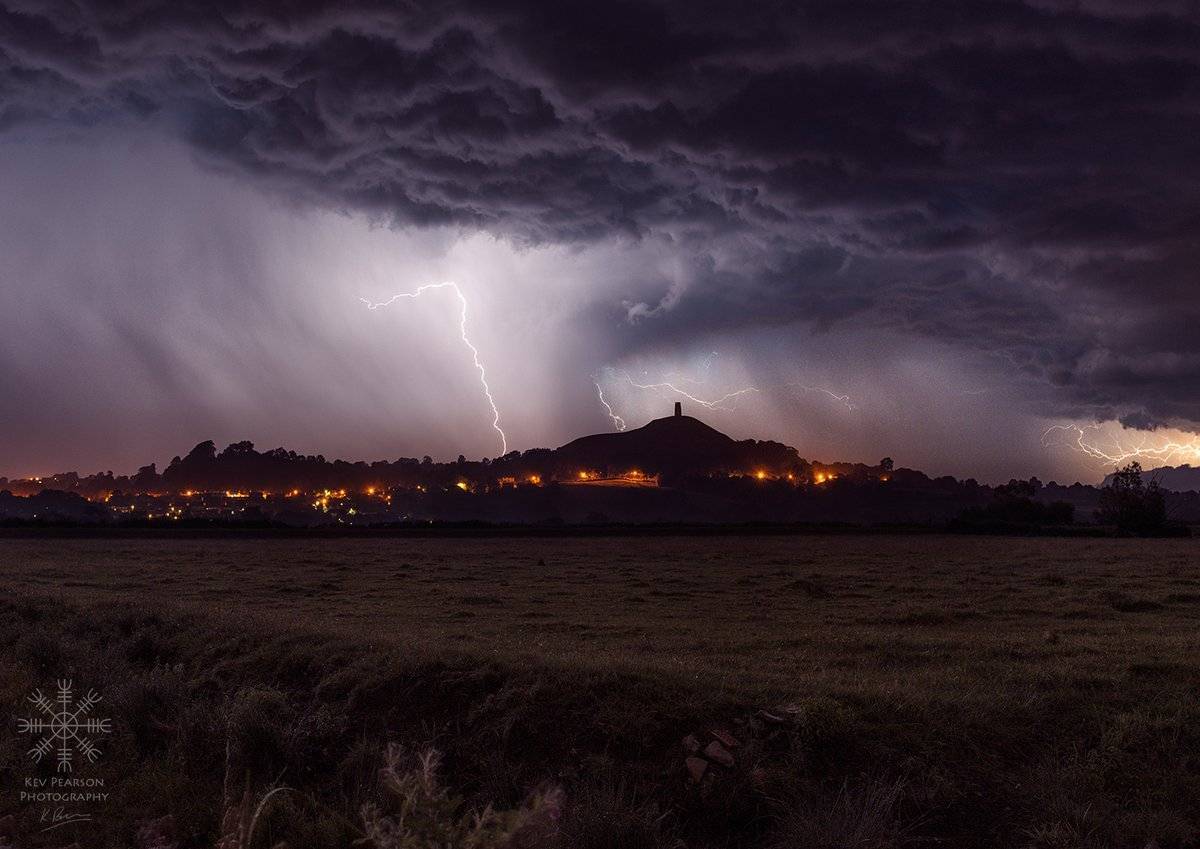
(361, 282), (507, 456)
(619, 372), (758, 410)
(1042, 423), (1200, 468)
(596, 364), (857, 428)
(595, 382), (626, 431)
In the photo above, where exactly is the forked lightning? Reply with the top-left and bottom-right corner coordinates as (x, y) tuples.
(361, 283), (507, 456)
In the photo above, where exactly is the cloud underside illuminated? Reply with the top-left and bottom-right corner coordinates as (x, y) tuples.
(2, 0), (1200, 479)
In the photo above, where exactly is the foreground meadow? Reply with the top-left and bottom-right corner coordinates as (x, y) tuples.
(0, 533), (1198, 847)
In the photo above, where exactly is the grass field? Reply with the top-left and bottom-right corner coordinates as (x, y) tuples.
(1, 534), (1199, 847)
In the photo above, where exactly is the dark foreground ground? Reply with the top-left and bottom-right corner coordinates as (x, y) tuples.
(0, 535), (1198, 848)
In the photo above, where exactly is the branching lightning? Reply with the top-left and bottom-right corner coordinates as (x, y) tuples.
(590, 363), (756, 431)
(593, 363), (857, 431)
(361, 282), (507, 456)
(619, 372), (759, 410)
(790, 383), (855, 412)
(1041, 423), (1200, 468)
(595, 382), (626, 431)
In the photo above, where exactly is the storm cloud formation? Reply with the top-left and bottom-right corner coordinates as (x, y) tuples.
(2, 1), (1199, 477)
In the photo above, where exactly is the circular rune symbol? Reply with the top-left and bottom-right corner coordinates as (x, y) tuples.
(17, 680), (112, 772)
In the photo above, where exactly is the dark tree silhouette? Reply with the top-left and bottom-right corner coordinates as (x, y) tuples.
(131, 463), (159, 492)
(1096, 462), (1167, 535)
(188, 440), (217, 461)
(954, 477), (1073, 527)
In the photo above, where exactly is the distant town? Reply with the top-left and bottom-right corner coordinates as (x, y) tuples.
(3, 407), (1199, 530)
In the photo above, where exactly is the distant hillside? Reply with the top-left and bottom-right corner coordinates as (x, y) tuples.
(555, 413), (800, 476)
(8, 408), (1200, 527)
(1104, 464), (1200, 492)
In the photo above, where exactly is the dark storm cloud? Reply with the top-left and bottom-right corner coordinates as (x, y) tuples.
(3, 0), (1200, 427)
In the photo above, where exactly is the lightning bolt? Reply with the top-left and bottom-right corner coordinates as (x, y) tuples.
(790, 383), (855, 412)
(361, 282), (507, 456)
(1041, 423), (1200, 468)
(619, 371), (758, 410)
(595, 382), (626, 431)
(597, 365), (858, 426)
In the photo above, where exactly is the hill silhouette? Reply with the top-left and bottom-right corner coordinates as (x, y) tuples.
(14, 406), (1200, 531)
(561, 414), (735, 471)
(6, 416), (1200, 529)
(555, 411), (803, 477)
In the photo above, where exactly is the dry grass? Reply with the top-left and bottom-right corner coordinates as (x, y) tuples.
(0, 534), (1198, 847)
(3, 535), (1199, 700)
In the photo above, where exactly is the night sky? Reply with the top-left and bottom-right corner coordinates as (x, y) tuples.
(2, 1), (1199, 483)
